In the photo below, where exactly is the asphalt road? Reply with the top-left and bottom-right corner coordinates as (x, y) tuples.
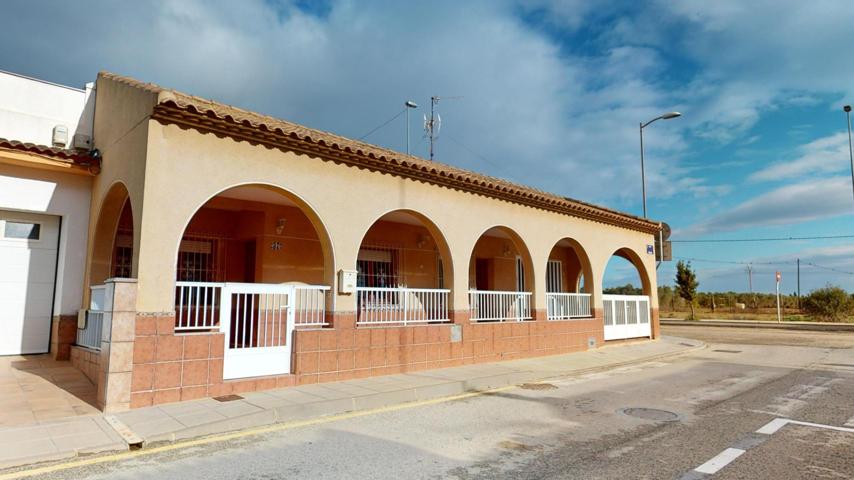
(25, 327), (854, 479)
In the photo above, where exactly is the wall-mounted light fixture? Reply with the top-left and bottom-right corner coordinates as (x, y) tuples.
(275, 218), (286, 235)
(502, 244), (512, 257)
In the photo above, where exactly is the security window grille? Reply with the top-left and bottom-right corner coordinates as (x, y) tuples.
(111, 229), (133, 278)
(547, 260), (563, 293)
(177, 235), (224, 282)
(357, 246), (401, 288)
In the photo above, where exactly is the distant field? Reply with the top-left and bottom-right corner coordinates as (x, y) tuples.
(660, 308), (854, 323)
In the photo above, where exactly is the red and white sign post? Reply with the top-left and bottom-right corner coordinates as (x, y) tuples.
(775, 271), (782, 323)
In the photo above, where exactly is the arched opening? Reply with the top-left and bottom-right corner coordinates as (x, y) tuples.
(603, 248), (650, 296)
(174, 184), (333, 333)
(355, 210), (453, 325)
(467, 226), (535, 322)
(89, 182), (134, 286)
(602, 247), (652, 340)
(545, 238), (594, 319)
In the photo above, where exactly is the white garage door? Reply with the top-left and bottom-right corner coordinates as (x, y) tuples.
(0, 211), (59, 355)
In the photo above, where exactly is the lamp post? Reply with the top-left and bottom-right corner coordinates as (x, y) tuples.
(844, 105), (854, 202)
(640, 112), (681, 218)
(405, 101), (418, 155)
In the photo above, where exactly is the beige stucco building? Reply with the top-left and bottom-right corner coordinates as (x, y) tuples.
(4, 71), (663, 412)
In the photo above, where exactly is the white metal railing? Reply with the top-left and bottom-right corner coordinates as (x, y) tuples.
(357, 287), (450, 325)
(176, 282), (225, 331)
(77, 285), (106, 350)
(294, 285), (332, 326)
(175, 282), (330, 331)
(546, 292), (592, 320)
(603, 294), (650, 326)
(469, 290), (532, 322)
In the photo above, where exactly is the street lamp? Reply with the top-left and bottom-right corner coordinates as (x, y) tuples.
(639, 111), (681, 218)
(405, 101), (418, 155)
(844, 105), (854, 202)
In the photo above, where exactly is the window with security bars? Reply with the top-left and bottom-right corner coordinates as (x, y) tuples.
(177, 235), (224, 282)
(112, 228), (133, 278)
(546, 260), (563, 293)
(357, 246), (401, 288)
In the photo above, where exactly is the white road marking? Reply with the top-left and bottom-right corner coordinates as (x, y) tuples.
(756, 418), (854, 435)
(694, 448), (745, 474)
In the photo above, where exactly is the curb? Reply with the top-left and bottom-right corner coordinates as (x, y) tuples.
(138, 340), (706, 446)
(662, 319), (854, 332)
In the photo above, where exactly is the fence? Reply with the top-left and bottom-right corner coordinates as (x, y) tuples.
(546, 292), (591, 320)
(356, 287), (450, 325)
(469, 290), (532, 322)
(76, 285), (106, 350)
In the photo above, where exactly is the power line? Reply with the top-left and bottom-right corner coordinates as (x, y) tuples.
(674, 256), (854, 276)
(803, 262), (854, 275)
(358, 108), (406, 141)
(671, 234), (854, 243)
(675, 256), (793, 266)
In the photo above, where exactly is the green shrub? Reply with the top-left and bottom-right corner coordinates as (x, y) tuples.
(802, 285), (853, 322)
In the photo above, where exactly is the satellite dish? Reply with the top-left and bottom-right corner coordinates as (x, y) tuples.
(661, 222), (671, 240)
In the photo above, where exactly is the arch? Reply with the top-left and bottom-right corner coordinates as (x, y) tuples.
(173, 182), (335, 290)
(602, 247), (652, 296)
(545, 237), (594, 296)
(467, 225), (537, 301)
(355, 209), (454, 291)
(89, 181), (134, 285)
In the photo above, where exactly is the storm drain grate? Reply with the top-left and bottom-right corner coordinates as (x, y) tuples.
(822, 363), (854, 368)
(619, 407), (680, 422)
(713, 349), (742, 353)
(213, 394), (244, 402)
(679, 342), (696, 347)
(519, 383), (558, 391)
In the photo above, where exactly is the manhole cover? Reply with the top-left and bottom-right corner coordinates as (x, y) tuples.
(619, 407), (679, 422)
(519, 383), (558, 391)
(213, 394), (244, 402)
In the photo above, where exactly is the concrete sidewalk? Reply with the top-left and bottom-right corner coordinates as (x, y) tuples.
(2, 336), (703, 470)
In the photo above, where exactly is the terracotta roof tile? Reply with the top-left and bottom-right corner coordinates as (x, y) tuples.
(99, 71), (660, 234)
(0, 138), (96, 163)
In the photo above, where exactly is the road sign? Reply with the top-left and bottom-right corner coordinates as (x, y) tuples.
(654, 239), (672, 261)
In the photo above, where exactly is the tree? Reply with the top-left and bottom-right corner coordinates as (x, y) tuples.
(675, 260), (699, 320)
(802, 285), (852, 322)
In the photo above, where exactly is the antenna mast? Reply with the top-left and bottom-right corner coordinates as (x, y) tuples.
(424, 95), (461, 161)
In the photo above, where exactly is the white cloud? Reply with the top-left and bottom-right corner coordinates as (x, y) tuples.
(677, 176), (854, 237)
(749, 132), (851, 182)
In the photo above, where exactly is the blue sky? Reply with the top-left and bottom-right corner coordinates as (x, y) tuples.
(1, 0), (852, 294)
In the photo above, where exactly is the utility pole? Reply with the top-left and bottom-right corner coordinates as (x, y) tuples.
(405, 101), (418, 155)
(844, 106), (854, 202)
(796, 258), (801, 310)
(746, 264), (754, 308)
(775, 271), (782, 323)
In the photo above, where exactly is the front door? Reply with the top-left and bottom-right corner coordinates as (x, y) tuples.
(220, 283), (295, 379)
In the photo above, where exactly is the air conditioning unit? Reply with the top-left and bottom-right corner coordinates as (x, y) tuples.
(52, 125), (68, 148)
(72, 133), (92, 150)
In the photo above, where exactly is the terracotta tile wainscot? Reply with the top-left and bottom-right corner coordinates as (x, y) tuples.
(128, 309), (607, 409)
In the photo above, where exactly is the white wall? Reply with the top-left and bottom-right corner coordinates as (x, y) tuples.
(0, 70), (94, 148)
(0, 164), (92, 315)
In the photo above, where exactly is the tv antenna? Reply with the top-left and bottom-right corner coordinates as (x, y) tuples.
(424, 95), (462, 161)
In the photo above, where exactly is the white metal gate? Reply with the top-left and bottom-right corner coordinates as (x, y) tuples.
(603, 294), (651, 341)
(220, 283), (296, 380)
